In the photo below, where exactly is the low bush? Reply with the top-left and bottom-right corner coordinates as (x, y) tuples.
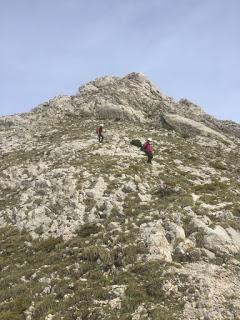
(130, 139), (142, 148)
(76, 223), (101, 238)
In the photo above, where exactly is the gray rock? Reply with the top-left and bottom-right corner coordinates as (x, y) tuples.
(203, 225), (240, 255)
(162, 114), (229, 141)
(140, 220), (173, 262)
(122, 181), (137, 193)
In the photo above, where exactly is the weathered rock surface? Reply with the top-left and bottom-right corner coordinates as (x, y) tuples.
(162, 113), (230, 141)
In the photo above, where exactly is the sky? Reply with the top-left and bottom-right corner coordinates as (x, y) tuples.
(1, 0), (240, 121)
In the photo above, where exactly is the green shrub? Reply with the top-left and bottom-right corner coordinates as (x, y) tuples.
(130, 139), (142, 148)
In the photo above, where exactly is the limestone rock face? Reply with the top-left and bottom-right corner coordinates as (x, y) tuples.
(203, 225), (240, 255)
(140, 220), (173, 262)
(1, 72), (240, 319)
(162, 114), (230, 141)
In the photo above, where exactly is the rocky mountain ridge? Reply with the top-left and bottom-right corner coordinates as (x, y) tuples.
(0, 73), (240, 319)
(1, 73), (240, 138)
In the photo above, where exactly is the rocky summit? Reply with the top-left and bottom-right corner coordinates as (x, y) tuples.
(1, 72), (240, 320)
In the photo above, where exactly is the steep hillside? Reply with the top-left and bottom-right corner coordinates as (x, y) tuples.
(0, 73), (240, 320)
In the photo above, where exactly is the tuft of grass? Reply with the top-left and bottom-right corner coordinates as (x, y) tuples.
(123, 194), (141, 217)
(123, 245), (137, 264)
(84, 198), (96, 212)
(76, 223), (101, 238)
(232, 205), (240, 217)
(0, 292), (32, 319)
(33, 237), (62, 253)
(32, 296), (57, 320)
(148, 306), (183, 320)
(193, 181), (227, 193)
(82, 246), (113, 266)
(0, 311), (22, 320)
(153, 185), (179, 198)
(210, 161), (227, 170)
(122, 282), (147, 312)
(110, 206), (120, 215)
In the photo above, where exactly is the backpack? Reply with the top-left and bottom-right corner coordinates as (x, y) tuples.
(141, 142), (147, 152)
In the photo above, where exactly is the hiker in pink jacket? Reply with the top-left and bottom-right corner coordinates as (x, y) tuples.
(142, 138), (153, 164)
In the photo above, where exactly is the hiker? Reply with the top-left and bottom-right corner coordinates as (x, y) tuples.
(96, 124), (104, 143)
(142, 138), (153, 164)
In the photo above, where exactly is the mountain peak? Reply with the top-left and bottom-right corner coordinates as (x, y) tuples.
(1, 73), (240, 319)
(2, 73), (240, 140)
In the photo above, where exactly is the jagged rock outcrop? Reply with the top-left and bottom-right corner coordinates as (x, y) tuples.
(2, 72), (240, 141)
(1, 73), (240, 319)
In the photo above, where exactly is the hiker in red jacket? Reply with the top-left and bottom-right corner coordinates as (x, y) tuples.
(96, 124), (104, 143)
(142, 138), (153, 164)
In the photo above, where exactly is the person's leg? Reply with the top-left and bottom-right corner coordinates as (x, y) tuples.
(147, 153), (153, 163)
(100, 134), (104, 143)
(98, 134), (101, 142)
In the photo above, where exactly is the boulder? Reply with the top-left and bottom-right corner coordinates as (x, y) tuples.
(140, 220), (172, 262)
(203, 225), (240, 255)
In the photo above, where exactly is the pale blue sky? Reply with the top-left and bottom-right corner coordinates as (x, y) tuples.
(1, 0), (239, 121)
